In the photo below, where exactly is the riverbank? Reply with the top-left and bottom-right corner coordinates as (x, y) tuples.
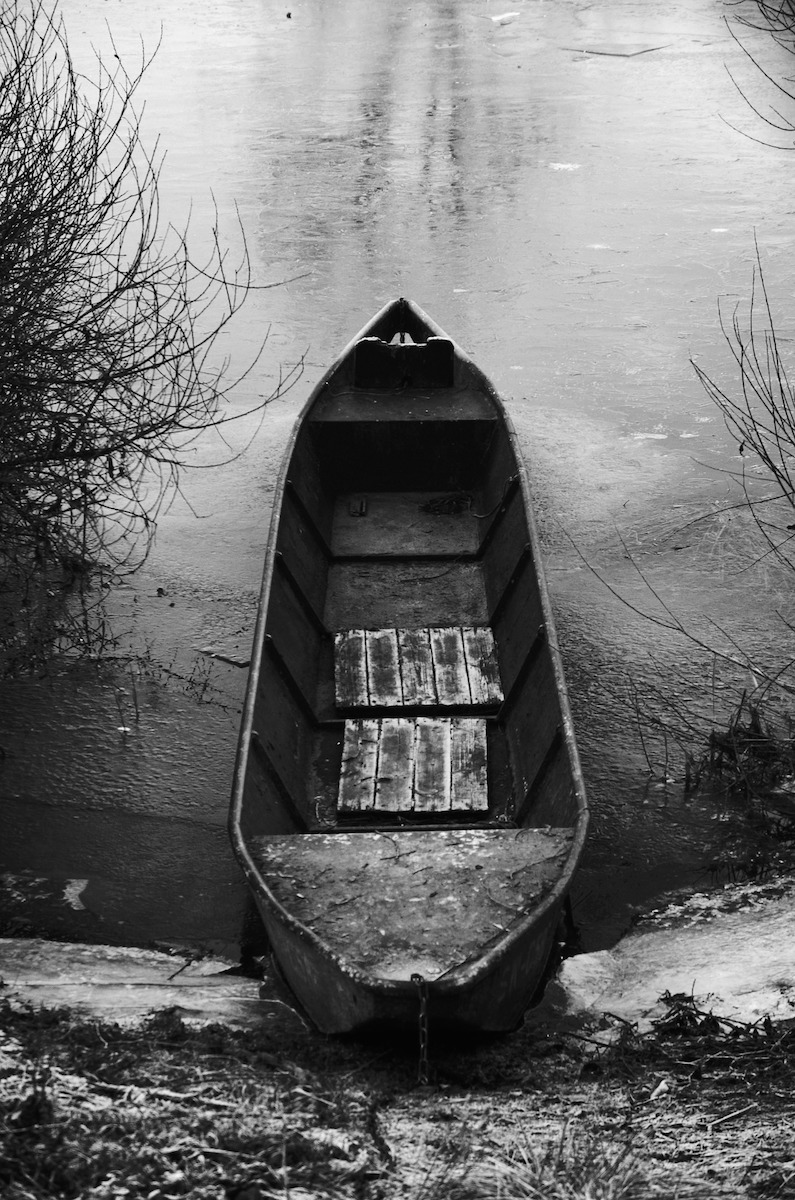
(1, 970), (792, 1199)
(2, 874), (793, 1198)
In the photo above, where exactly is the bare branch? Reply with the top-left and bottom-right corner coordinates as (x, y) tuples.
(0, 1), (300, 672)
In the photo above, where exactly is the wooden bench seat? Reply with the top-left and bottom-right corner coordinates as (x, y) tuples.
(334, 626), (503, 710)
(338, 716), (488, 815)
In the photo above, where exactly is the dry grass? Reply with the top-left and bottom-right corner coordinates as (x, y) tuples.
(0, 1005), (376, 1199)
(1, 994), (794, 1200)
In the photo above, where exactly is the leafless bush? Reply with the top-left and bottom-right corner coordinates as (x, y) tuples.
(724, 0), (795, 146)
(0, 1), (298, 673)
(732, 0), (795, 42)
(692, 243), (795, 574)
(692, 6), (795, 567)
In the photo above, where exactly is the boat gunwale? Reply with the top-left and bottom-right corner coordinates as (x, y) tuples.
(229, 297), (588, 1002)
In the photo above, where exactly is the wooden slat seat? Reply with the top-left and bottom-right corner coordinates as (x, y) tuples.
(337, 716), (488, 815)
(334, 626), (503, 710)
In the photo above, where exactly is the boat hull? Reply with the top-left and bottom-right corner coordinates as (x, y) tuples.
(229, 298), (588, 1035)
(257, 891), (562, 1035)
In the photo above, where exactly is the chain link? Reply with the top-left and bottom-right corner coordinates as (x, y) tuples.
(411, 972), (430, 1084)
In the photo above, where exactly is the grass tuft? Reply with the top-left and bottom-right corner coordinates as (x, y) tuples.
(463, 1129), (646, 1200)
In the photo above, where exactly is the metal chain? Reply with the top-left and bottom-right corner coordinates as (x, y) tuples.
(411, 972), (430, 1085)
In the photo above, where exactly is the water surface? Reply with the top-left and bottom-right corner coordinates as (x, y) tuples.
(2, 0), (794, 955)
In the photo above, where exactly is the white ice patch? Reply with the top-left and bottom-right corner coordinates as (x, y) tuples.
(548, 162), (581, 171)
(1, 873), (89, 910)
(63, 880), (89, 911)
(553, 876), (795, 1030)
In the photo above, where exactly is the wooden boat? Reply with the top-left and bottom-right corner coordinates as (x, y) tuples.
(229, 298), (588, 1035)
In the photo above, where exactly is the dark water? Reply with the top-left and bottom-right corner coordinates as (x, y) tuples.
(2, 0), (794, 956)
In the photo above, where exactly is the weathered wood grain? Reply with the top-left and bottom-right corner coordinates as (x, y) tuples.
(334, 630), (368, 708)
(430, 627), (469, 705)
(413, 717), (451, 812)
(338, 718), (380, 812)
(366, 628), (402, 706)
(336, 716), (490, 815)
(374, 718), (415, 811)
(397, 627), (437, 705)
(450, 717), (489, 811)
(325, 560), (489, 631)
(333, 626), (503, 709)
(463, 626), (503, 705)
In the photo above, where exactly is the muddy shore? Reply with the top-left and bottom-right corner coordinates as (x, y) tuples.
(2, 873), (793, 1198)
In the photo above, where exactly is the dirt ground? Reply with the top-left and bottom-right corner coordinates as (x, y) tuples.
(1, 978), (793, 1200)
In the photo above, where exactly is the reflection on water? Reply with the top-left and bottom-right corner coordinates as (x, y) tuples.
(2, 0), (795, 956)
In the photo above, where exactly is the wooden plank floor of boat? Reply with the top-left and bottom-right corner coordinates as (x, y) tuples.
(335, 626), (503, 709)
(333, 625), (502, 814)
(251, 828), (574, 982)
(337, 717), (489, 814)
(331, 491), (480, 558)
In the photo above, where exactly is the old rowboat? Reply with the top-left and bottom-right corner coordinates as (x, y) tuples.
(229, 298), (588, 1035)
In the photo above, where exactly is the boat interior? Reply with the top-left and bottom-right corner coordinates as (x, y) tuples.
(240, 316), (581, 845)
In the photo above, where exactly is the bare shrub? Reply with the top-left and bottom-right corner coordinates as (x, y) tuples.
(0, 1), (298, 672)
(693, 242), (795, 575)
